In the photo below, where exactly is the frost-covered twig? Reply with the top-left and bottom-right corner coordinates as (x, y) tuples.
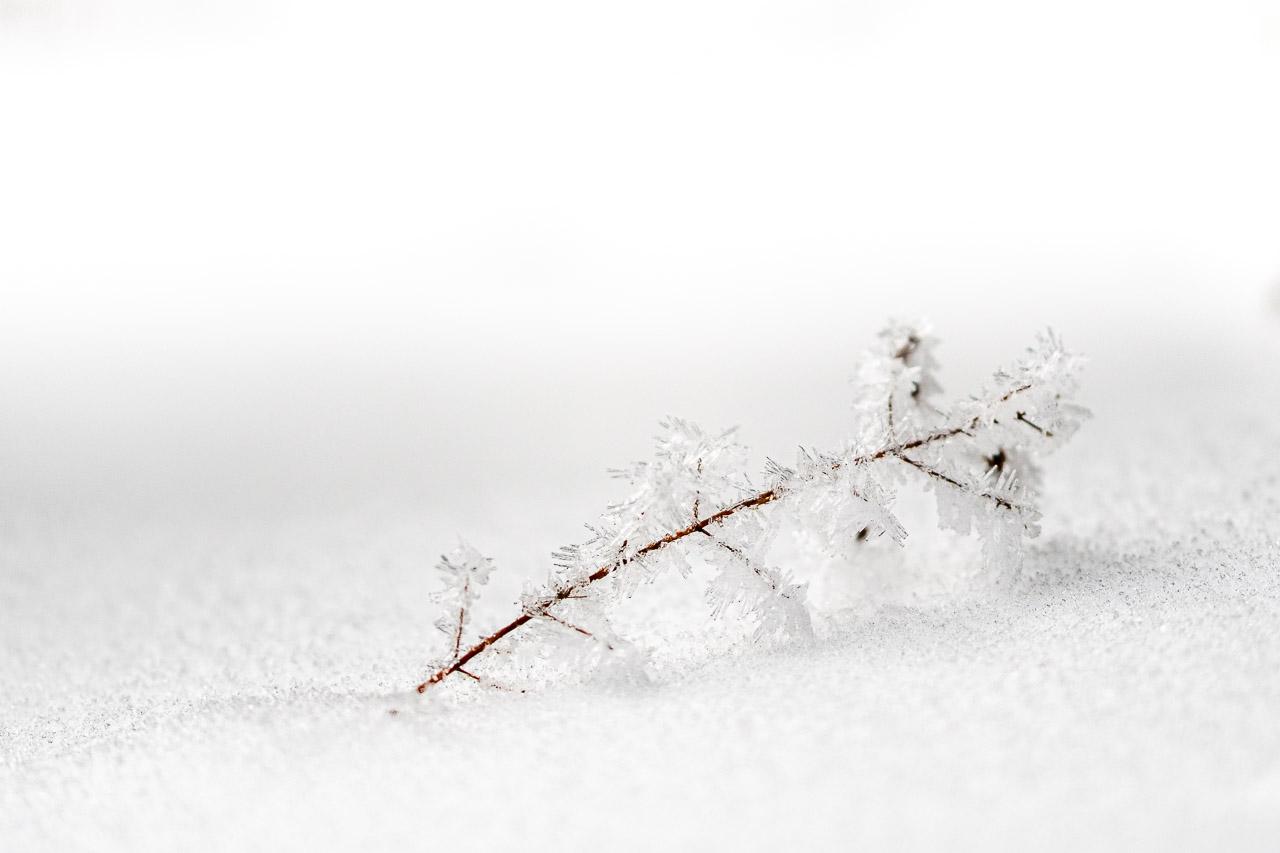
(429, 542), (494, 661)
(417, 323), (1087, 694)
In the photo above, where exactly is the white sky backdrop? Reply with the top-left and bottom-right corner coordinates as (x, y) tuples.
(2, 0), (1278, 570)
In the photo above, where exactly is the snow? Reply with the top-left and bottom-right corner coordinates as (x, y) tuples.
(4, 1), (1280, 848)
(4, 324), (1279, 852)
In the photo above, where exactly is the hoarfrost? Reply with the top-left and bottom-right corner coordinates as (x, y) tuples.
(420, 322), (1088, 692)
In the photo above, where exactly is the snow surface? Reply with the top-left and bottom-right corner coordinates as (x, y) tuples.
(3, 329), (1279, 852)
(4, 2), (1280, 848)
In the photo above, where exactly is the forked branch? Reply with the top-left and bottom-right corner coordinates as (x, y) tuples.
(417, 324), (1086, 694)
(419, 420), (977, 692)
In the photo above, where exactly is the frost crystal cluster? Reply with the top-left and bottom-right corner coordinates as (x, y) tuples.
(419, 322), (1088, 693)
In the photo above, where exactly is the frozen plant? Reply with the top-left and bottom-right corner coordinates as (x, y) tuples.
(418, 322), (1088, 693)
(429, 541), (495, 670)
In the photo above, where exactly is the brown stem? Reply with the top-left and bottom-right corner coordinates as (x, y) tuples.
(537, 609), (611, 648)
(1001, 383), (1032, 403)
(894, 453), (1027, 513)
(451, 577), (469, 658)
(698, 529), (789, 596)
(416, 420), (978, 693)
(1015, 411), (1053, 437)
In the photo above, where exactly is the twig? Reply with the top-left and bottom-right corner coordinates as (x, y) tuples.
(417, 421), (978, 693)
(1016, 411), (1053, 437)
(894, 453), (1026, 514)
(536, 609), (609, 646)
(698, 528), (784, 594)
(451, 578), (469, 657)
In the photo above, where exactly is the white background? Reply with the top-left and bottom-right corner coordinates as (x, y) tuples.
(3, 1), (1280, 850)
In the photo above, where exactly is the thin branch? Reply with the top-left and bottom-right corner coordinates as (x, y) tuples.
(1001, 383), (1032, 403)
(1016, 411), (1053, 437)
(698, 529), (782, 594)
(455, 667), (525, 693)
(691, 457), (705, 521)
(417, 423), (976, 692)
(537, 609), (603, 643)
(451, 577), (469, 658)
(894, 453), (1027, 514)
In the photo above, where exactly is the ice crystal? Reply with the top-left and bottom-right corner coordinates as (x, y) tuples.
(428, 541), (495, 668)
(418, 322), (1088, 693)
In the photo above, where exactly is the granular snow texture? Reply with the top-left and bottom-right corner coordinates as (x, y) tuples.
(3, 348), (1279, 852)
